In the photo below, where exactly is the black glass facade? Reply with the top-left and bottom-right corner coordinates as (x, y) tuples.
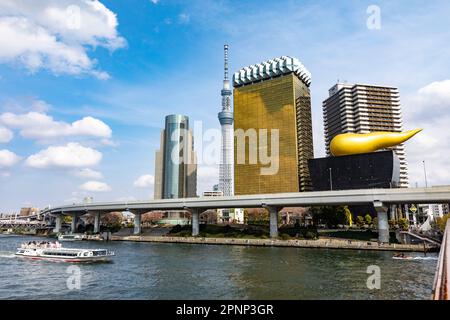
(308, 150), (400, 191)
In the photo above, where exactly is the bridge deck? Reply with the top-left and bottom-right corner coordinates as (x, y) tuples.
(42, 186), (450, 214)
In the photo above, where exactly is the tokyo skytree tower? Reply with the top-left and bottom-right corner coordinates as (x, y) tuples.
(218, 44), (234, 196)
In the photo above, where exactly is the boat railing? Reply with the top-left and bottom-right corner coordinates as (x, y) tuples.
(432, 219), (450, 300)
(21, 242), (62, 250)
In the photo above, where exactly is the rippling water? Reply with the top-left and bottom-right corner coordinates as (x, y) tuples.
(0, 235), (437, 300)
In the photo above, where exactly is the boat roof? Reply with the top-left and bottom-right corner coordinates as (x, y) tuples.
(26, 248), (107, 252)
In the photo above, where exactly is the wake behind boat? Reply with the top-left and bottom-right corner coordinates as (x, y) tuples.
(392, 252), (438, 261)
(15, 241), (114, 263)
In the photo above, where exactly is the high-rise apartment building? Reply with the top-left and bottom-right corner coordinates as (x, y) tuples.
(154, 114), (197, 199)
(322, 83), (408, 187)
(233, 56), (314, 194)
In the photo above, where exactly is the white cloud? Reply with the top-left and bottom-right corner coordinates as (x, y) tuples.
(100, 138), (119, 147)
(72, 168), (103, 179)
(79, 180), (111, 192)
(0, 171), (11, 178)
(408, 80), (450, 117)
(0, 149), (21, 167)
(30, 99), (51, 113)
(0, 126), (13, 143)
(25, 142), (102, 169)
(178, 13), (190, 24)
(418, 80), (450, 100)
(404, 79), (450, 187)
(150, 0), (159, 4)
(0, 111), (112, 140)
(134, 174), (155, 188)
(0, 0), (126, 78)
(1, 97), (51, 114)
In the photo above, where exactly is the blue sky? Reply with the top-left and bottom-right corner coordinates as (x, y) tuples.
(0, 0), (449, 212)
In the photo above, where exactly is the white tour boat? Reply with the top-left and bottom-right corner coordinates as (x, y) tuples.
(58, 234), (84, 241)
(15, 242), (114, 262)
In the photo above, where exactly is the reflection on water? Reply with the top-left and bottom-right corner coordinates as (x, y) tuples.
(0, 235), (437, 300)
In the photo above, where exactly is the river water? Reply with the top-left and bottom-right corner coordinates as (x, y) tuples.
(0, 235), (438, 300)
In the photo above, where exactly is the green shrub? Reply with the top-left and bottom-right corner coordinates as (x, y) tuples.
(372, 217), (378, 228)
(398, 218), (409, 231)
(169, 224), (183, 234)
(304, 231), (317, 239)
(435, 214), (449, 231)
(279, 233), (291, 240)
(107, 223), (122, 233)
(356, 216), (364, 226)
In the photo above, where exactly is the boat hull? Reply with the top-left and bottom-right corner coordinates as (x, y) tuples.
(15, 247), (114, 263)
(15, 253), (113, 263)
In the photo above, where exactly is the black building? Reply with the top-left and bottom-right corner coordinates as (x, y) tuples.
(308, 150), (400, 191)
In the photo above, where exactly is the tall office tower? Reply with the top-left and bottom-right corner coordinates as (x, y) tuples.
(233, 56), (313, 195)
(323, 83), (408, 187)
(154, 114), (197, 199)
(218, 44), (234, 196)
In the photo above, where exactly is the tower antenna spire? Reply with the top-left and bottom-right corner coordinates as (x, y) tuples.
(224, 44), (229, 81)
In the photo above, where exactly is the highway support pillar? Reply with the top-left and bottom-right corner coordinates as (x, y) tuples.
(70, 214), (78, 234)
(54, 215), (62, 233)
(133, 212), (142, 235)
(264, 205), (280, 239)
(190, 208), (200, 237)
(93, 212), (101, 234)
(374, 201), (389, 243)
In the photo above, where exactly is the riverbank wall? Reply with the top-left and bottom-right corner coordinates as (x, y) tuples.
(111, 235), (434, 252)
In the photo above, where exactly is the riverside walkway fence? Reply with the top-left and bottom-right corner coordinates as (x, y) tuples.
(432, 219), (450, 300)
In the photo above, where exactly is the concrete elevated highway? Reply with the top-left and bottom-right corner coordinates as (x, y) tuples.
(41, 186), (450, 243)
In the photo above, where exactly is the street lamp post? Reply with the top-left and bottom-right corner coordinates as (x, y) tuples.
(423, 160), (428, 188)
(329, 167), (333, 191)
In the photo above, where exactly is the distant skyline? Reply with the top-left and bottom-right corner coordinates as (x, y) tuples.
(1, 0), (450, 211)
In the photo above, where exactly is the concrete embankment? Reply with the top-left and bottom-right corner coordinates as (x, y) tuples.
(111, 235), (434, 252)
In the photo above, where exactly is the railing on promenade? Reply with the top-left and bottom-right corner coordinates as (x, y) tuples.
(432, 219), (450, 300)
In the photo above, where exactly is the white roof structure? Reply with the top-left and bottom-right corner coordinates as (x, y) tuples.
(233, 56), (311, 87)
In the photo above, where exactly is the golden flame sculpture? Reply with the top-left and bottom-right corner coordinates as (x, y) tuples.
(330, 129), (422, 157)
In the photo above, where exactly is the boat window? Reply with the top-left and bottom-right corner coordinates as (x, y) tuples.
(43, 251), (78, 257)
(93, 250), (107, 256)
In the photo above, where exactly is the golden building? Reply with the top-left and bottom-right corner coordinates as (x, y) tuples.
(233, 56), (313, 195)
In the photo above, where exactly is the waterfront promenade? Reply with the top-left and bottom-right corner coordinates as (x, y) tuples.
(111, 235), (431, 252)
